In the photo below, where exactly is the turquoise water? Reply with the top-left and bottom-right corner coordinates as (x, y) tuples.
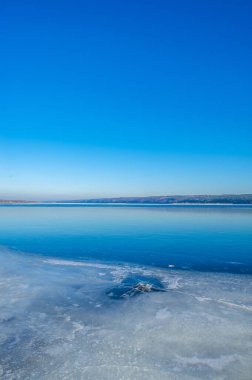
(0, 205), (252, 379)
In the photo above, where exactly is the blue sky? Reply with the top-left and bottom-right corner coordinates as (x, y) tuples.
(1, 0), (252, 200)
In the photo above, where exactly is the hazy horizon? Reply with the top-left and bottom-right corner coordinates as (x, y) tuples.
(1, 193), (252, 202)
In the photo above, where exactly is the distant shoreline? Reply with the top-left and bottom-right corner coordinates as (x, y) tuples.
(1, 194), (252, 205)
(1, 202), (252, 206)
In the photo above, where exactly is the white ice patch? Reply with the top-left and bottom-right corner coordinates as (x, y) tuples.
(44, 258), (118, 270)
(0, 248), (252, 380)
(176, 354), (241, 371)
(155, 307), (171, 320)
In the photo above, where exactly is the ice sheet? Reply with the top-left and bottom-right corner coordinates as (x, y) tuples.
(0, 247), (252, 380)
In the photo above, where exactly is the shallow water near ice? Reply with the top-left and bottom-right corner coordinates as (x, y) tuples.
(0, 205), (252, 379)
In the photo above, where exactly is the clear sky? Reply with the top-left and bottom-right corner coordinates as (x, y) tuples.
(1, 0), (252, 200)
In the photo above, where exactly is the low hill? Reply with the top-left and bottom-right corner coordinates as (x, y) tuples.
(59, 194), (252, 204)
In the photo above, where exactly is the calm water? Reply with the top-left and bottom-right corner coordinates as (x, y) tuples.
(0, 205), (252, 380)
(0, 204), (252, 273)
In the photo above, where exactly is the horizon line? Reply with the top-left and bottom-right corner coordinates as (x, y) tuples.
(1, 193), (252, 203)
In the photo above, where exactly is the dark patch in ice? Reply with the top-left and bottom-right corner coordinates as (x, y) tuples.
(106, 275), (166, 299)
(1, 316), (15, 323)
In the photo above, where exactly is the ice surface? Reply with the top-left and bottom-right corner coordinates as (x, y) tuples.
(0, 247), (252, 380)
